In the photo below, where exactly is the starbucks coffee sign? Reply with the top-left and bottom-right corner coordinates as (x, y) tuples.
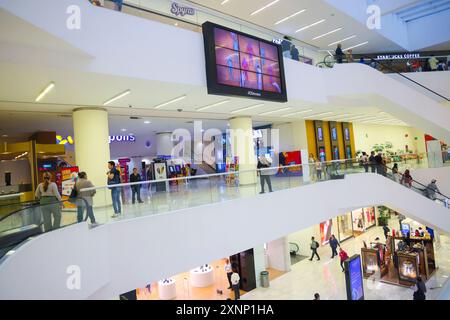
(376, 53), (421, 60)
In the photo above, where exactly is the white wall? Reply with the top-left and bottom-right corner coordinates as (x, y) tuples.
(412, 166), (450, 198)
(352, 123), (427, 154)
(0, 159), (31, 186)
(1, 170), (450, 299)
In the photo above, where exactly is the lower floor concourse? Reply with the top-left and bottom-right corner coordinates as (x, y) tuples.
(243, 218), (450, 300)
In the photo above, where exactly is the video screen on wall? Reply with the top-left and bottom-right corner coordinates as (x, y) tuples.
(202, 22), (287, 102)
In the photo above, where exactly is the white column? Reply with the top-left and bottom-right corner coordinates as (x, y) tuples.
(253, 245), (267, 288)
(267, 237), (291, 272)
(73, 107), (110, 206)
(156, 132), (173, 157)
(292, 120), (308, 150)
(229, 116), (256, 185)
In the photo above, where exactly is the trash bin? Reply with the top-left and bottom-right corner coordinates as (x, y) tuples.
(260, 271), (270, 288)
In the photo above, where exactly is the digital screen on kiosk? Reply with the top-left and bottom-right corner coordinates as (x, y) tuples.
(169, 166), (175, 173)
(202, 22), (287, 102)
(331, 127), (337, 141)
(401, 223), (410, 236)
(175, 165), (181, 174)
(317, 127), (323, 141)
(348, 256), (364, 300)
(344, 128), (350, 141)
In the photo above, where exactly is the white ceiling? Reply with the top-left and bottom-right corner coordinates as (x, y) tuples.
(187, 0), (406, 53)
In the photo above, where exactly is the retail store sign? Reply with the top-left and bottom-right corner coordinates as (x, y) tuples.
(171, 2), (195, 17)
(109, 135), (136, 143)
(272, 38), (283, 45)
(376, 53), (421, 60)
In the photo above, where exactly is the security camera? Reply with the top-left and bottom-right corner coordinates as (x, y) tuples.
(177, 108), (183, 112)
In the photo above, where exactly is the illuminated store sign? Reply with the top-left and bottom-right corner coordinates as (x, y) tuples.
(109, 135), (136, 143)
(170, 2), (195, 16)
(376, 53), (421, 60)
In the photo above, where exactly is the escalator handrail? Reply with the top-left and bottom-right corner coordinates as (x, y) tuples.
(0, 200), (39, 208)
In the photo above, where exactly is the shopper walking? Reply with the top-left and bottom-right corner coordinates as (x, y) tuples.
(107, 161), (122, 217)
(257, 155), (273, 194)
(74, 172), (97, 226)
(309, 237), (320, 261)
(383, 225), (390, 239)
(425, 179), (440, 200)
(329, 235), (340, 258)
(130, 168), (144, 204)
(335, 44), (344, 64)
(413, 277), (426, 300)
(374, 152), (383, 175)
(35, 172), (62, 232)
(230, 268), (241, 300)
(400, 169), (413, 188)
(315, 160), (323, 181)
(339, 248), (349, 272)
(225, 258), (233, 289)
(369, 151), (376, 173)
(361, 152), (369, 172)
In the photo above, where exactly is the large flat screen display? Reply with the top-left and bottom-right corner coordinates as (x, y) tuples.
(345, 255), (364, 300)
(203, 22), (287, 102)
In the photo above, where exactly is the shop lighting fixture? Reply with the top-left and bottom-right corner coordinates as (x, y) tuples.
(343, 41), (369, 51)
(103, 89), (131, 106)
(35, 82), (55, 102)
(121, 128), (127, 132)
(313, 28), (343, 40)
(153, 95), (187, 109)
(328, 35), (356, 47)
(281, 109), (313, 117)
(274, 9), (306, 25)
(303, 111), (333, 119)
(196, 99), (230, 112)
(1, 134), (8, 138)
(251, 0), (280, 16)
(295, 19), (326, 33)
(231, 104), (264, 114)
(144, 121), (151, 124)
(259, 107), (292, 116)
(221, 0), (230, 5)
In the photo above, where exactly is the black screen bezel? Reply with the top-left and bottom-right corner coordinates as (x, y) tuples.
(202, 21), (288, 103)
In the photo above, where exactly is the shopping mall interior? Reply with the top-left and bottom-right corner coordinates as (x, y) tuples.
(0, 0), (450, 302)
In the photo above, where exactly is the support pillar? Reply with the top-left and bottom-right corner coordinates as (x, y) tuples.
(229, 116), (256, 185)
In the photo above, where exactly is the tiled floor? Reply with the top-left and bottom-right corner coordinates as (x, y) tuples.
(242, 218), (450, 300)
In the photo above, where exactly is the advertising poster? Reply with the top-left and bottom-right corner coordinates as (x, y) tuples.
(346, 255), (364, 300)
(154, 163), (167, 181)
(58, 167), (79, 209)
(320, 219), (333, 245)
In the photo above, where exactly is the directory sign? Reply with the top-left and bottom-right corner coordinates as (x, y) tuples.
(345, 254), (365, 300)
(203, 21), (287, 102)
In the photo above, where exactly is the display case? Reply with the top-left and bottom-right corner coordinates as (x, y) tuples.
(361, 248), (379, 278)
(397, 252), (419, 286)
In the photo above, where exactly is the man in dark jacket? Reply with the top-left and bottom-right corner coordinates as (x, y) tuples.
(335, 44), (344, 64)
(369, 151), (376, 173)
(329, 235), (340, 258)
(374, 152), (383, 175)
(130, 168), (143, 204)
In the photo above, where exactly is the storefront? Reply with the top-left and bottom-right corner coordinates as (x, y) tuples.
(337, 207), (377, 242)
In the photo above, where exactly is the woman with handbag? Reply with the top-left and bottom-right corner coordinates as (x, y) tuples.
(35, 172), (62, 232)
(75, 172), (97, 226)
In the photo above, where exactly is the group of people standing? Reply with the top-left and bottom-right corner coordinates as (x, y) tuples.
(359, 151), (388, 176)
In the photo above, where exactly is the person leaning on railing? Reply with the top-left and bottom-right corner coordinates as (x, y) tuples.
(425, 179), (440, 201)
(35, 172), (62, 232)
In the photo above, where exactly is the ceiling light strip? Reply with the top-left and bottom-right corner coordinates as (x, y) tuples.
(313, 28), (343, 40)
(231, 104), (264, 114)
(281, 109), (313, 117)
(303, 111), (333, 119)
(328, 35), (356, 47)
(221, 0), (230, 5)
(274, 9), (306, 25)
(103, 89), (131, 106)
(35, 82), (55, 102)
(343, 41), (369, 51)
(259, 107), (292, 116)
(295, 19), (326, 33)
(154, 95), (187, 109)
(251, 0), (280, 16)
(196, 99), (230, 112)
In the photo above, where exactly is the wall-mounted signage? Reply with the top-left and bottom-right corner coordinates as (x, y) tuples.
(376, 53), (421, 60)
(109, 135), (136, 143)
(345, 255), (364, 300)
(170, 2), (195, 17)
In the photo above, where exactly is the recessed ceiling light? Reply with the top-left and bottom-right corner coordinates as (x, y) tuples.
(281, 109), (313, 117)
(259, 107), (292, 116)
(295, 19), (326, 33)
(174, 23), (178, 26)
(121, 128), (127, 132)
(153, 95), (187, 109)
(144, 121), (151, 124)
(196, 99), (230, 112)
(343, 41), (369, 51)
(1, 134), (8, 138)
(313, 28), (343, 40)
(303, 111), (333, 119)
(35, 82), (55, 102)
(274, 9), (306, 25)
(103, 90), (131, 106)
(251, 0), (280, 16)
(328, 35), (356, 47)
(231, 104), (264, 114)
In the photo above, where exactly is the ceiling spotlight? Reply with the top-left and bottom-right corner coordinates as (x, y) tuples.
(144, 121), (151, 124)
(121, 128), (127, 132)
